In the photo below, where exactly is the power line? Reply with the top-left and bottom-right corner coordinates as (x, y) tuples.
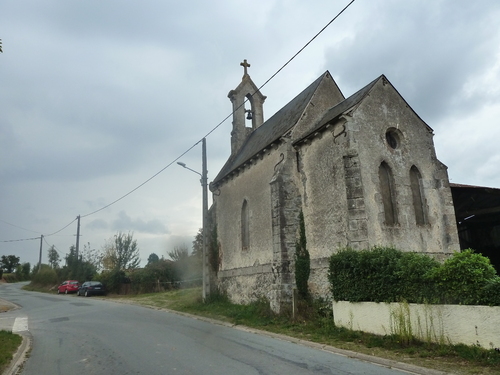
(0, 219), (40, 234)
(45, 217), (78, 238)
(1, 236), (40, 243)
(81, 0), (356, 217)
(81, 140), (202, 218)
(43, 236), (64, 256)
(204, 0), (356, 139)
(1, 0), (356, 240)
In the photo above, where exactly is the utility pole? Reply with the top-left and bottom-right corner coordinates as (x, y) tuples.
(38, 235), (43, 272)
(201, 137), (209, 300)
(75, 215), (81, 260)
(177, 138), (210, 301)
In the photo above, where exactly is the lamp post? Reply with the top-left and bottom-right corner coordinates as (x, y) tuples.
(177, 137), (209, 300)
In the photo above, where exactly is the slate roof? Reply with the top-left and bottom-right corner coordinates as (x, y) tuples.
(293, 75), (381, 145)
(212, 73), (429, 187)
(212, 72), (332, 186)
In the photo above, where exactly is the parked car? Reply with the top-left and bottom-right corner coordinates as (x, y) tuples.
(77, 281), (106, 297)
(57, 280), (80, 294)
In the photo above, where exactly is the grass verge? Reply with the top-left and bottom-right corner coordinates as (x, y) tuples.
(0, 330), (22, 374)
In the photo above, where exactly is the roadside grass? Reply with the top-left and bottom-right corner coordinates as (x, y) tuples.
(22, 282), (57, 293)
(109, 288), (500, 375)
(0, 330), (22, 373)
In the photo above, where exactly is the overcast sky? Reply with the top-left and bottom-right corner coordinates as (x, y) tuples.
(1, 0), (500, 268)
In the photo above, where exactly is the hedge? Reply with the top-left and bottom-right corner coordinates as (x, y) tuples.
(328, 247), (499, 306)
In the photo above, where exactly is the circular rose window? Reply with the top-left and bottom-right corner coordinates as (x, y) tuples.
(385, 128), (401, 149)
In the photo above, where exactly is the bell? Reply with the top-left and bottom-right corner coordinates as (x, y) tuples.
(246, 110), (253, 120)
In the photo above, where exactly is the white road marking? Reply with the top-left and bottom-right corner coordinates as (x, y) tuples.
(12, 316), (28, 333)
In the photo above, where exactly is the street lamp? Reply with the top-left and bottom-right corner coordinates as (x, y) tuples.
(177, 138), (209, 300)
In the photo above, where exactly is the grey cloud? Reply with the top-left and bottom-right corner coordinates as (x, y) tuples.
(112, 211), (168, 234)
(326, 0), (500, 126)
(86, 219), (108, 231)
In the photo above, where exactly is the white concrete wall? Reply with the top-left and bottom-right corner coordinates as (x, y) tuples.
(333, 301), (500, 349)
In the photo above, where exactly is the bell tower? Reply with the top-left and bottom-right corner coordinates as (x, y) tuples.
(227, 60), (266, 156)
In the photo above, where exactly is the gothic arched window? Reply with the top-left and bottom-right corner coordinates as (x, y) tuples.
(410, 166), (427, 225)
(379, 162), (398, 225)
(241, 199), (250, 250)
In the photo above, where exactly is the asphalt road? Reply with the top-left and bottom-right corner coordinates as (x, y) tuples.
(0, 282), (419, 375)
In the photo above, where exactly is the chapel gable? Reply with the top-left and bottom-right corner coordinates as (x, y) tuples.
(213, 69), (345, 189)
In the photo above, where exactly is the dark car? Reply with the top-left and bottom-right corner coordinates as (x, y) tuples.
(57, 280), (80, 294)
(77, 281), (106, 297)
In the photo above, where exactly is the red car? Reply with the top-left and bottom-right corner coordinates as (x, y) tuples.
(57, 280), (80, 294)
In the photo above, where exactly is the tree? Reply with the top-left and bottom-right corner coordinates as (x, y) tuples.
(65, 245), (78, 268)
(168, 245), (189, 262)
(101, 232), (140, 270)
(1, 255), (21, 273)
(101, 239), (116, 270)
(192, 228), (203, 259)
(147, 253), (160, 266)
(16, 262), (31, 280)
(60, 245), (97, 282)
(47, 246), (60, 269)
(82, 242), (102, 272)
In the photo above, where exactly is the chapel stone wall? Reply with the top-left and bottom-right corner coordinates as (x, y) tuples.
(351, 80), (459, 256)
(215, 144), (288, 306)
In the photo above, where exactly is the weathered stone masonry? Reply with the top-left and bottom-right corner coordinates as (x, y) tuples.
(211, 64), (460, 313)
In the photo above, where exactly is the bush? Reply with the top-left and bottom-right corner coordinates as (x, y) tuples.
(95, 269), (126, 294)
(329, 247), (500, 306)
(128, 268), (157, 294)
(429, 249), (497, 305)
(128, 260), (178, 293)
(57, 261), (97, 285)
(15, 262), (31, 281)
(2, 273), (18, 283)
(478, 277), (500, 306)
(30, 264), (58, 286)
(394, 252), (441, 303)
(328, 247), (440, 303)
(295, 211), (310, 300)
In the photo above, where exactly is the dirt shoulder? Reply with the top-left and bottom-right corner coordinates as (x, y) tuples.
(0, 281), (18, 313)
(0, 298), (16, 313)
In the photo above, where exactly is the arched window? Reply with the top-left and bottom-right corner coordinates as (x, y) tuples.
(410, 166), (427, 225)
(241, 199), (250, 250)
(379, 162), (398, 225)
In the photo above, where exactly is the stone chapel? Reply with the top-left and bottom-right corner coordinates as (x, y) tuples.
(209, 61), (460, 313)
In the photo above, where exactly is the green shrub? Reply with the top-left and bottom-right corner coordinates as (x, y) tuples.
(15, 262), (31, 281)
(128, 268), (155, 294)
(394, 252), (440, 303)
(141, 260), (179, 292)
(2, 273), (18, 283)
(146, 260), (176, 282)
(328, 247), (440, 303)
(329, 247), (500, 306)
(30, 264), (58, 286)
(57, 261), (97, 285)
(209, 226), (219, 274)
(96, 269), (126, 294)
(429, 249), (497, 305)
(478, 277), (500, 306)
(295, 211), (310, 300)
(128, 262), (177, 294)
